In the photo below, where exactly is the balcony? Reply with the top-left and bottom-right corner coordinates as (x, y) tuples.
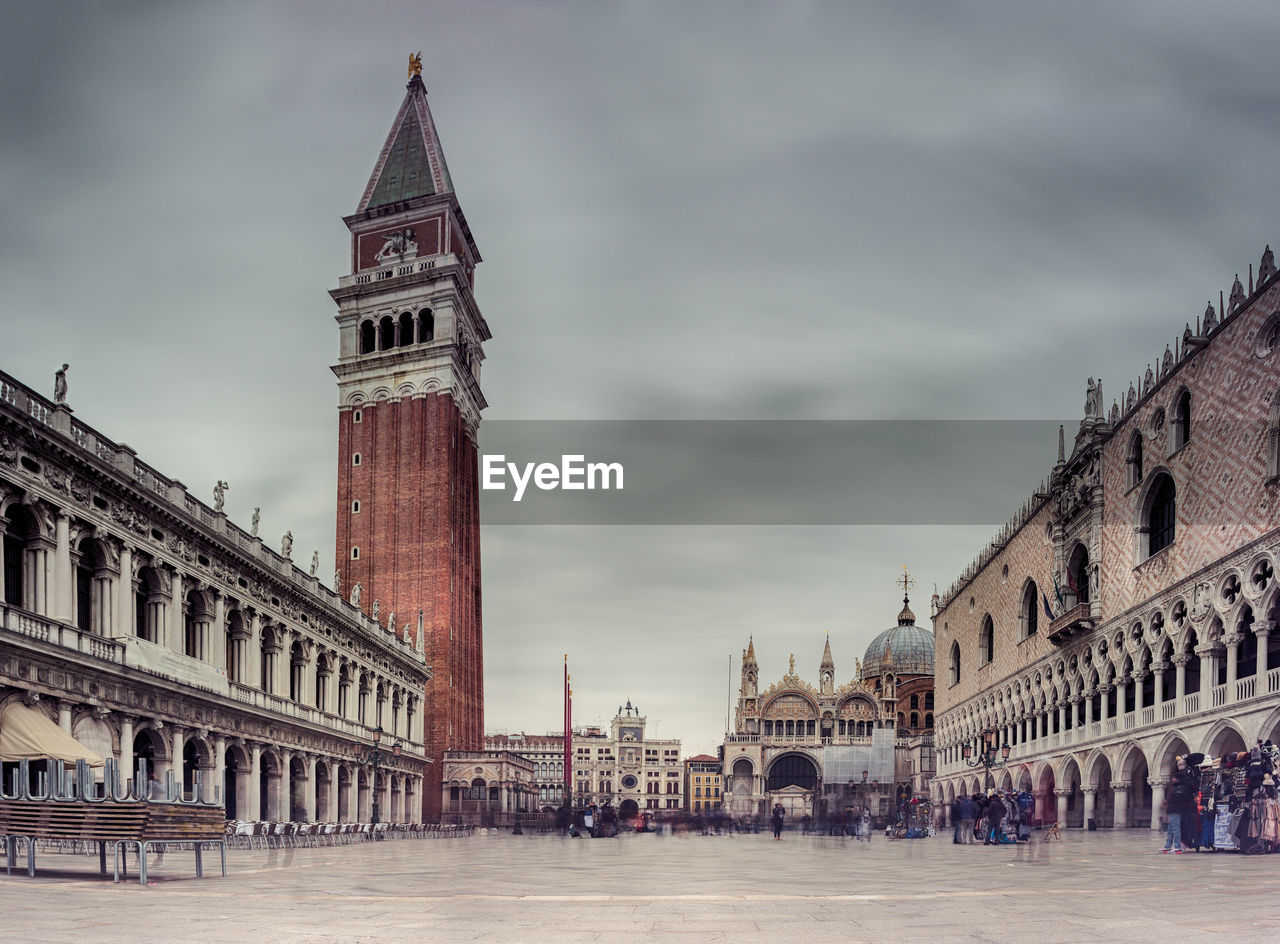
(1047, 602), (1094, 645)
(3, 603), (125, 664)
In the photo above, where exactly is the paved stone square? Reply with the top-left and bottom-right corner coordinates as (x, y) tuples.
(2, 829), (1278, 943)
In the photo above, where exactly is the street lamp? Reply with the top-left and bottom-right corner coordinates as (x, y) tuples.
(356, 725), (402, 826)
(961, 730), (1010, 791)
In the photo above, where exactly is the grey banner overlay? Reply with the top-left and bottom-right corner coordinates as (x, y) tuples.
(477, 421), (1080, 524)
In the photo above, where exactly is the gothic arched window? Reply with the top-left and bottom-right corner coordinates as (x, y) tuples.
(1172, 389), (1191, 451)
(1145, 473), (1176, 557)
(980, 615), (994, 666)
(949, 641), (961, 686)
(1068, 544), (1090, 605)
(1127, 431), (1144, 489)
(1021, 580), (1040, 639)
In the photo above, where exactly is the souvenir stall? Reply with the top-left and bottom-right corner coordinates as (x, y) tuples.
(1186, 744), (1280, 855)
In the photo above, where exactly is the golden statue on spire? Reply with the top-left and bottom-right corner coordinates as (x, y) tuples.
(408, 51), (423, 79)
(897, 565), (916, 597)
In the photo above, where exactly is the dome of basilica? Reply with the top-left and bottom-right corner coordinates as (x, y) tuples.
(861, 595), (934, 680)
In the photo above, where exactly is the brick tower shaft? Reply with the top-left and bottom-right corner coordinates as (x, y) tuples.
(330, 70), (490, 821)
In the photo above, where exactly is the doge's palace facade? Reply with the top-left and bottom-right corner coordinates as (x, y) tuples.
(1, 369), (430, 823)
(934, 246), (1280, 833)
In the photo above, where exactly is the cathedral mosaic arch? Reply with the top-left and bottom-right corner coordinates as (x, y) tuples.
(766, 753), (819, 792)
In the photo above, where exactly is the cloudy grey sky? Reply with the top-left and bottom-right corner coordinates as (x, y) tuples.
(3, 1), (1279, 752)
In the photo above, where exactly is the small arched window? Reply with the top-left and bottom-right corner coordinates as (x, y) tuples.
(949, 641), (961, 686)
(1127, 431), (1143, 489)
(1021, 580), (1040, 639)
(397, 312), (413, 347)
(378, 315), (395, 351)
(980, 615), (994, 665)
(1173, 389), (1191, 451)
(924, 713), (934, 728)
(359, 320), (376, 355)
(418, 308), (435, 343)
(1146, 473), (1176, 557)
(1068, 544), (1090, 605)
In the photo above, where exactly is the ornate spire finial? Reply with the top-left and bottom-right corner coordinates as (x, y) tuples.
(897, 566), (916, 598)
(408, 51), (423, 79)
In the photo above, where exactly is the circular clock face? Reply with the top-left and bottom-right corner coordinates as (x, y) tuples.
(621, 774), (638, 789)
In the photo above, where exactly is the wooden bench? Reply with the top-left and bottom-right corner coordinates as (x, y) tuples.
(1, 799), (226, 884)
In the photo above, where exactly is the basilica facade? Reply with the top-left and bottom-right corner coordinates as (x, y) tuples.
(721, 591), (935, 823)
(933, 246), (1280, 832)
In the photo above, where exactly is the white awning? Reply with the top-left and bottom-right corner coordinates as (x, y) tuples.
(0, 702), (105, 767)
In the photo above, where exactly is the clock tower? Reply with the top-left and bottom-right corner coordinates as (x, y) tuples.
(330, 67), (490, 820)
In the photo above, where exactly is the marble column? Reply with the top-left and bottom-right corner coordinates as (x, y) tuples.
(1113, 782), (1130, 828)
(116, 544), (133, 639)
(57, 700), (72, 733)
(1149, 778), (1167, 832)
(213, 735), (227, 806)
(53, 512), (71, 621)
(304, 755), (317, 822)
(344, 767), (358, 823)
(248, 611), (263, 690)
(248, 744), (262, 821)
(1084, 691), (1094, 727)
(119, 717), (135, 790)
(168, 569), (184, 655)
(170, 725), (186, 797)
(278, 750), (293, 821)
(213, 591), (227, 672)
(1198, 649), (1215, 693)
(1174, 654), (1188, 704)
(1153, 663), (1167, 708)
(1055, 788), (1070, 828)
(1256, 620), (1274, 677)
(1082, 786), (1097, 826)
(1224, 635), (1241, 698)
(330, 762), (345, 818)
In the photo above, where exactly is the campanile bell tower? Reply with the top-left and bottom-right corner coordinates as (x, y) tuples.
(330, 60), (490, 820)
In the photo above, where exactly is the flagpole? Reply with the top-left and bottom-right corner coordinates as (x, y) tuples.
(563, 655), (572, 810)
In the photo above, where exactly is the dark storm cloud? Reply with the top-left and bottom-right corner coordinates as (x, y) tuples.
(3, 1), (1279, 751)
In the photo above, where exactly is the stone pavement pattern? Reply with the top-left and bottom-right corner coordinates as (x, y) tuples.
(2, 830), (1278, 943)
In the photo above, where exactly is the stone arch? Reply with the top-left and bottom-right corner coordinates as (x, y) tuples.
(764, 751), (819, 792)
(223, 741), (252, 820)
(1116, 741), (1152, 827)
(1200, 717), (1249, 760)
(258, 747), (285, 820)
(1057, 754), (1084, 828)
(71, 712), (115, 764)
(1150, 730), (1192, 779)
(183, 731), (215, 801)
(760, 690), (820, 738)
